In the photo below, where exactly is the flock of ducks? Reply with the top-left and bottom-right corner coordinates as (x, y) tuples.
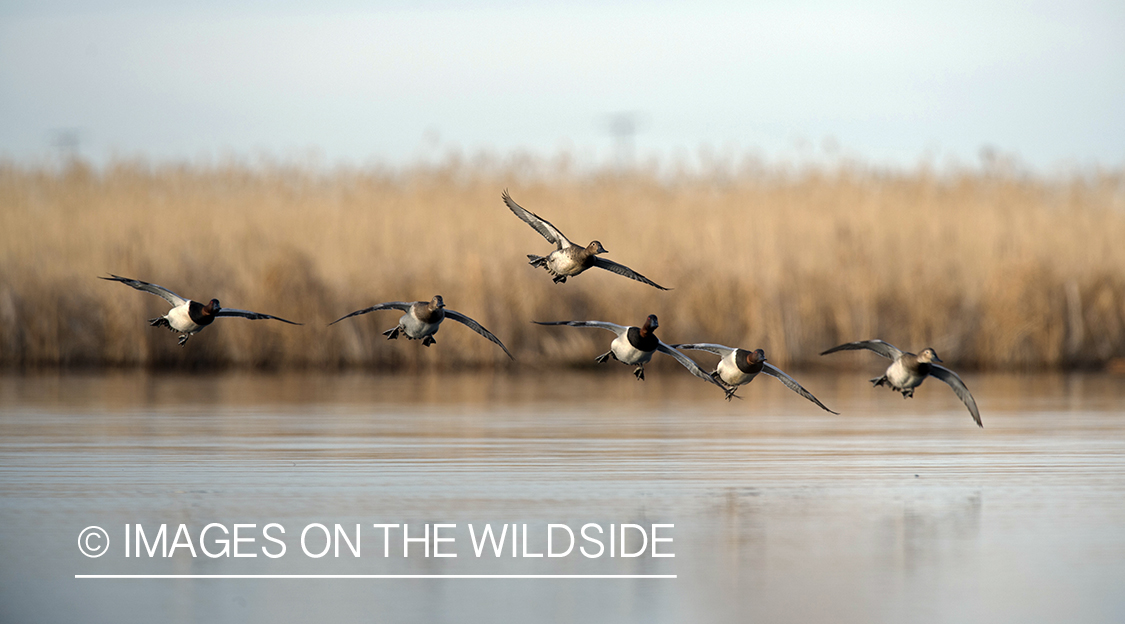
(102, 190), (982, 427)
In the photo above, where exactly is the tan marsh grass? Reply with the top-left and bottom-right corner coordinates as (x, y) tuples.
(1, 156), (1123, 371)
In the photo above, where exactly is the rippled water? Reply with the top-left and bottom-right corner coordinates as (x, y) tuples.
(1, 371), (1123, 623)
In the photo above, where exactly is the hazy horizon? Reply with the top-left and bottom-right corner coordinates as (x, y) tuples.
(2, 1), (1123, 171)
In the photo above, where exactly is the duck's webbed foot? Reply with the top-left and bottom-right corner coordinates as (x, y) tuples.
(177, 333), (190, 347)
(552, 275), (567, 284)
(422, 336), (436, 347)
(633, 366), (645, 381)
(383, 327), (401, 340)
(595, 351), (616, 364)
(870, 376), (887, 388)
(724, 386), (741, 401)
(901, 389), (914, 399)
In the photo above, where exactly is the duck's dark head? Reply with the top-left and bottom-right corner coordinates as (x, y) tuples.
(430, 295), (446, 309)
(203, 299), (221, 315)
(747, 348), (766, 365)
(919, 348), (942, 363)
(641, 314), (659, 334)
(587, 241), (608, 255)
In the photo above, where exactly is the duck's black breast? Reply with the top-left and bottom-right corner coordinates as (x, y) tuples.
(187, 301), (217, 326)
(733, 349), (765, 375)
(626, 326), (659, 352)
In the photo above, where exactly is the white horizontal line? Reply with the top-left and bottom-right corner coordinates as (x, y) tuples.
(75, 574), (676, 579)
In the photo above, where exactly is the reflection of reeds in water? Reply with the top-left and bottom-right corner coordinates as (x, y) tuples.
(1, 157), (1123, 370)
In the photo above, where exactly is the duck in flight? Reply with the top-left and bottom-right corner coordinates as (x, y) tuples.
(672, 343), (837, 413)
(533, 314), (730, 395)
(329, 295), (513, 360)
(100, 274), (301, 346)
(820, 339), (981, 427)
(502, 190), (669, 290)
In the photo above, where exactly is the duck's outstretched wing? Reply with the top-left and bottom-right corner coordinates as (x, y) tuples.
(590, 257), (670, 290)
(670, 343), (736, 357)
(762, 363), (838, 414)
(215, 308), (302, 325)
(657, 342), (731, 395)
(328, 302), (413, 326)
(820, 339), (904, 360)
(929, 365), (982, 427)
(502, 189), (573, 250)
(100, 274), (186, 307)
(445, 310), (514, 360)
(531, 320), (628, 336)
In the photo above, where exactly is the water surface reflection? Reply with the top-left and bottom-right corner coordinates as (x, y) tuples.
(1, 371), (1123, 623)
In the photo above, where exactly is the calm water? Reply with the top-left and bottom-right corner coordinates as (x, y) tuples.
(1, 371), (1123, 623)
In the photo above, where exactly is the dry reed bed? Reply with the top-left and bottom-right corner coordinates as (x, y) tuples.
(1, 157), (1123, 371)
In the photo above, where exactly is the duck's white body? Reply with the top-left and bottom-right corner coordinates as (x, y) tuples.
(165, 303), (205, 334)
(715, 352), (757, 386)
(610, 331), (653, 365)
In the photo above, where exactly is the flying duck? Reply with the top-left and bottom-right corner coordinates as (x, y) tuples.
(532, 314), (729, 395)
(100, 274), (301, 346)
(820, 339), (981, 427)
(329, 295), (514, 359)
(672, 343), (838, 413)
(502, 190), (669, 290)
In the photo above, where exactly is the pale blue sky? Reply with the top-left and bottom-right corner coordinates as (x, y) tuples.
(1, 1), (1122, 170)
